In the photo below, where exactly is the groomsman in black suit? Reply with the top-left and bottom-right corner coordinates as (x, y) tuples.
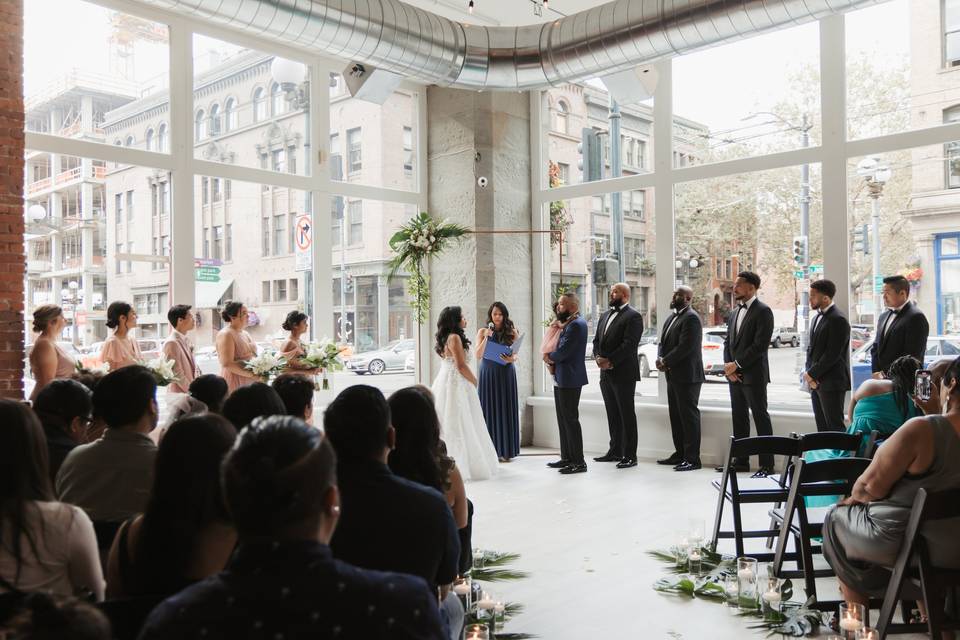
(655, 286), (705, 471)
(803, 279), (851, 432)
(870, 275), (929, 378)
(719, 271), (775, 476)
(592, 283), (644, 469)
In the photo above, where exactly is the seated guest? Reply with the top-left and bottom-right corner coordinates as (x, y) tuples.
(0, 593), (110, 640)
(912, 358), (953, 416)
(188, 374), (229, 414)
(56, 366), (158, 524)
(823, 356), (960, 610)
(271, 373), (315, 423)
(106, 414), (237, 598)
(138, 415), (446, 640)
(326, 386), (462, 637)
(0, 399), (104, 600)
(161, 304), (199, 395)
(28, 305), (77, 403)
(69, 371), (107, 443)
(221, 382), (286, 430)
(32, 379), (93, 483)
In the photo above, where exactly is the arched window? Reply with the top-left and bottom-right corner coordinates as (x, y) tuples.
(271, 82), (285, 116)
(157, 123), (167, 153)
(553, 100), (569, 134)
(224, 98), (238, 132)
(145, 128), (154, 151)
(195, 109), (207, 141)
(124, 135), (134, 147)
(209, 103), (221, 136)
(253, 87), (267, 122)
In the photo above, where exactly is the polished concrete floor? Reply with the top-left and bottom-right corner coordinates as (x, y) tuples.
(466, 448), (929, 640)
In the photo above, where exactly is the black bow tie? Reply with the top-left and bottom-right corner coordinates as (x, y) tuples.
(738, 303), (747, 309)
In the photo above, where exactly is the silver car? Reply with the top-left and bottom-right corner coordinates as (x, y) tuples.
(346, 339), (416, 375)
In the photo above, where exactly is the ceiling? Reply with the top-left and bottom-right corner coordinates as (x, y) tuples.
(402, 0), (612, 26)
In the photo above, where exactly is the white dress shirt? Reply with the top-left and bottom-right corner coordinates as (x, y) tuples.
(732, 296), (757, 337)
(810, 302), (834, 334)
(880, 301), (909, 339)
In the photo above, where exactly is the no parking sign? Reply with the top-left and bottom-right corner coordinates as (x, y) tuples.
(295, 214), (312, 272)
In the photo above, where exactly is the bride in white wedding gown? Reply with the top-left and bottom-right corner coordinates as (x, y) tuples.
(431, 306), (500, 482)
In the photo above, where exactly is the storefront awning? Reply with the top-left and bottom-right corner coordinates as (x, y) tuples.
(195, 279), (233, 309)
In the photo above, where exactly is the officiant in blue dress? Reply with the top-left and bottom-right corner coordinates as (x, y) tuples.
(475, 302), (520, 461)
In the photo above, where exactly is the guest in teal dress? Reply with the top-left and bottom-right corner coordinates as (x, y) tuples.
(474, 302), (520, 461)
(806, 355), (921, 507)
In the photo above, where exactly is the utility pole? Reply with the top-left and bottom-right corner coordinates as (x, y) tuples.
(609, 97), (625, 282)
(799, 112), (810, 334)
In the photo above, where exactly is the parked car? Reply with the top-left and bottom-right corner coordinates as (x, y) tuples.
(404, 351), (416, 373)
(346, 339), (416, 375)
(636, 326), (728, 379)
(639, 327), (658, 346)
(137, 338), (162, 360)
(585, 334), (595, 360)
(850, 328), (869, 350)
(851, 335), (960, 389)
(770, 327), (800, 348)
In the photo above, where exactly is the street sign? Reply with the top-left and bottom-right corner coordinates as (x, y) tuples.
(794, 270), (804, 278)
(294, 214), (312, 272)
(808, 264), (823, 274)
(195, 272), (220, 283)
(874, 275), (884, 293)
(194, 258), (223, 267)
(196, 267), (220, 276)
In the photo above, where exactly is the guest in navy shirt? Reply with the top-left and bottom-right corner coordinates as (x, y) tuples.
(137, 415), (445, 640)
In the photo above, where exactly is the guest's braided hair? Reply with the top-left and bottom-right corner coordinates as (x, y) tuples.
(886, 355), (922, 419)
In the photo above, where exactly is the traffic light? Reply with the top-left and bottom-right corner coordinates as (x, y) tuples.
(792, 235), (808, 267)
(592, 257), (619, 285)
(577, 128), (603, 182)
(344, 273), (354, 293)
(852, 224), (870, 255)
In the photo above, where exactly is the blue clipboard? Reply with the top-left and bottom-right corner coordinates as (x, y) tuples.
(482, 334), (523, 366)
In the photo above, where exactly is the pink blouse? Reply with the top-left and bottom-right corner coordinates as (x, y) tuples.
(29, 339), (77, 402)
(219, 328), (257, 393)
(101, 334), (142, 372)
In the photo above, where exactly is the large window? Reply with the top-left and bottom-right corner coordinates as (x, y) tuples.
(945, 0), (960, 66)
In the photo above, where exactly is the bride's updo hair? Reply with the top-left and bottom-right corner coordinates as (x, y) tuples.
(435, 306), (471, 356)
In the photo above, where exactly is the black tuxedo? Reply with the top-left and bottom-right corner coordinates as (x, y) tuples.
(658, 308), (705, 464)
(805, 304), (851, 432)
(593, 304), (644, 460)
(870, 301), (929, 375)
(723, 298), (775, 468)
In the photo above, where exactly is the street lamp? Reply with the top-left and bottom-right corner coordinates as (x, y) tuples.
(857, 156), (891, 321)
(67, 280), (79, 346)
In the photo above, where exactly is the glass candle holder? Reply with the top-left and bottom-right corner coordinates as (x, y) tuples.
(838, 602), (866, 637)
(737, 557), (759, 611)
(675, 533), (689, 567)
(464, 624), (489, 640)
(688, 518), (705, 548)
(452, 576), (472, 613)
(854, 628), (879, 640)
(688, 544), (703, 575)
(761, 576), (782, 620)
(724, 574), (740, 608)
(473, 548), (485, 569)
(493, 600), (505, 633)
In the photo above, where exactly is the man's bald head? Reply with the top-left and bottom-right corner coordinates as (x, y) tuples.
(612, 283), (631, 300)
(930, 358), (952, 388)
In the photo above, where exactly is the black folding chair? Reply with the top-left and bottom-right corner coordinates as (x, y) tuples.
(710, 435), (800, 561)
(876, 487), (960, 639)
(770, 457), (872, 609)
(863, 430), (886, 459)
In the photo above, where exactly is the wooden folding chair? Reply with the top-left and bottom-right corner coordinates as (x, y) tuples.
(710, 435), (800, 561)
(876, 487), (960, 638)
(770, 457), (872, 609)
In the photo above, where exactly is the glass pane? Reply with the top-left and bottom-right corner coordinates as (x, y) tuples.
(542, 191), (655, 400)
(543, 83), (654, 187)
(673, 22), (820, 165)
(942, 235), (960, 255)
(25, 0), (170, 151)
(329, 73), (418, 191)
(675, 164), (823, 411)
(192, 36), (311, 176)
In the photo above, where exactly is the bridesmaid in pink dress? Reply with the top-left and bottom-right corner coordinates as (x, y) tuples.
(216, 301), (260, 393)
(101, 301), (142, 372)
(29, 305), (77, 402)
(278, 311), (319, 374)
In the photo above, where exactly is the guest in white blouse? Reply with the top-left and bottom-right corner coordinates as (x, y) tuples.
(0, 399), (104, 601)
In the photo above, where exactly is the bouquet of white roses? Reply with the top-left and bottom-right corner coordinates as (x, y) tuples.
(140, 356), (179, 387)
(75, 360), (110, 376)
(302, 338), (345, 372)
(245, 350), (287, 380)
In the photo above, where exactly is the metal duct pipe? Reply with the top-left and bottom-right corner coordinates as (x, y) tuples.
(133, 0), (883, 90)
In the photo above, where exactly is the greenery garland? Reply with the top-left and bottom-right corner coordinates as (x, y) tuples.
(387, 211), (470, 324)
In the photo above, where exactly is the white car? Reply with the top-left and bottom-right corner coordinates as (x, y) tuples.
(404, 351), (416, 372)
(636, 326), (727, 379)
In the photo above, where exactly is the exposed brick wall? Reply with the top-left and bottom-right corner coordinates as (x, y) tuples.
(0, 0), (25, 399)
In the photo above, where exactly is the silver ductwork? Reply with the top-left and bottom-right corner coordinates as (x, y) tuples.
(133, 0), (883, 90)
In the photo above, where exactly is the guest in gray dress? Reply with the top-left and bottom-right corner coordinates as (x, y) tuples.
(823, 356), (960, 608)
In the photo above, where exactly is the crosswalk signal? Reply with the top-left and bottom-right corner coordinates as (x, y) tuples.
(344, 273), (354, 293)
(792, 235), (808, 267)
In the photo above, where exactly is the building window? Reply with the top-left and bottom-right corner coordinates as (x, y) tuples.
(287, 146), (297, 174)
(157, 123), (167, 152)
(124, 135), (134, 147)
(209, 103), (221, 136)
(202, 228), (209, 259)
(946, 0), (960, 66)
(115, 193), (123, 225)
(945, 106), (960, 188)
(290, 278), (299, 301)
(625, 237), (646, 268)
(201, 177), (209, 205)
(145, 128), (154, 151)
(115, 243), (122, 274)
(553, 100), (569, 134)
(225, 224), (233, 261)
(558, 162), (570, 185)
(212, 178), (222, 202)
(637, 140), (647, 169)
(332, 197), (343, 247)
(213, 226), (223, 260)
(253, 87), (267, 122)
(224, 179), (232, 201)
(224, 97), (237, 131)
(159, 182), (169, 216)
(126, 241), (133, 273)
(271, 148), (286, 173)
(194, 109), (206, 141)
(151, 184), (158, 217)
(126, 191), (134, 222)
(627, 190), (645, 219)
(261, 217), (270, 257)
(289, 212), (297, 254)
(347, 127), (362, 174)
(403, 126), (414, 174)
(274, 279), (287, 302)
(273, 213), (286, 255)
(161, 235), (169, 262)
(262, 281), (271, 303)
(348, 200), (363, 245)
(330, 132), (342, 180)
(271, 82), (285, 116)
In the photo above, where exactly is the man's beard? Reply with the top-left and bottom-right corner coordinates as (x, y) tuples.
(670, 299), (682, 310)
(556, 310), (572, 322)
(609, 298), (622, 309)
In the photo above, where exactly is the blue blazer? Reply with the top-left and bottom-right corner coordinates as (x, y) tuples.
(549, 316), (588, 388)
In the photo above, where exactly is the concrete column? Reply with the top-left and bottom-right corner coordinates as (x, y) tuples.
(81, 96), (94, 135)
(427, 88), (534, 441)
(377, 274), (389, 345)
(916, 235), (937, 328)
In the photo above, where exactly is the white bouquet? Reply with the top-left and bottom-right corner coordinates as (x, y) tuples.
(141, 356), (179, 386)
(302, 338), (344, 390)
(75, 361), (110, 375)
(245, 350), (287, 380)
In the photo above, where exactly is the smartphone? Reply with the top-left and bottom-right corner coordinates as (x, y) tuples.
(915, 370), (932, 401)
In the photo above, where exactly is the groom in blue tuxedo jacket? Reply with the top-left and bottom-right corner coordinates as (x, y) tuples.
(543, 293), (589, 475)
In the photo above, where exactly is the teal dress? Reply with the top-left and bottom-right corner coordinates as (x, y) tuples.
(805, 391), (919, 507)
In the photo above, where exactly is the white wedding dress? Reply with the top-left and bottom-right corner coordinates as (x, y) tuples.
(431, 353), (500, 482)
